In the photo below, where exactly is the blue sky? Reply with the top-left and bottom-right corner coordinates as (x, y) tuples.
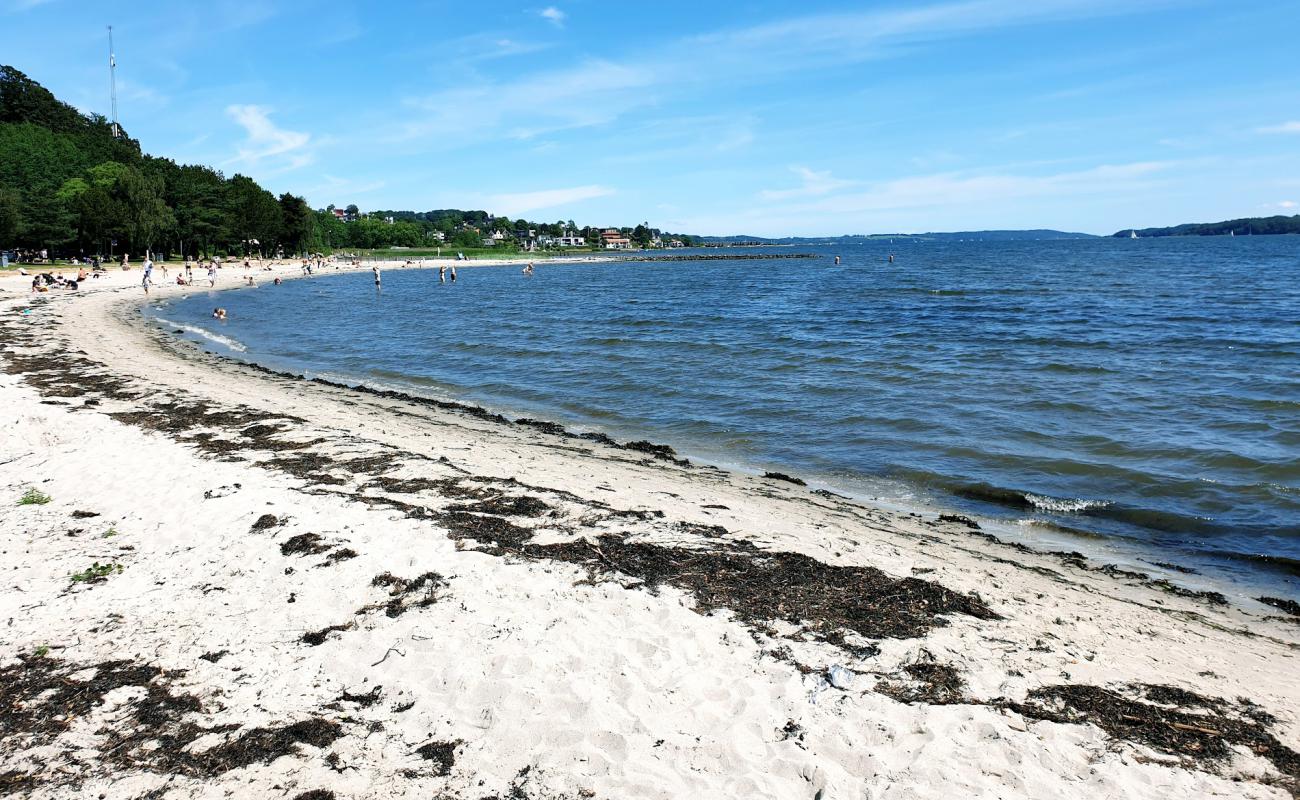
(4, 0), (1299, 236)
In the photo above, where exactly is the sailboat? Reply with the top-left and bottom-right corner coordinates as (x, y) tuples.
(1130, 230), (1138, 239)
(1230, 230), (1235, 237)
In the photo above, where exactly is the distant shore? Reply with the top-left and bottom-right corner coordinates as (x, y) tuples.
(1, 266), (1297, 798)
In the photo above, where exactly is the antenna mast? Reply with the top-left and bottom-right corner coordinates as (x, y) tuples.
(107, 25), (120, 138)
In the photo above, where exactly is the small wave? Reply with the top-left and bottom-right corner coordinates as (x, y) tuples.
(1024, 493), (1112, 513)
(157, 318), (247, 353)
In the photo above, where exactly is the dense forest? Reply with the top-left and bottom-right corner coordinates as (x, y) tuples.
(1112, 215), (1300, 238)
(0, 65), (693, 259)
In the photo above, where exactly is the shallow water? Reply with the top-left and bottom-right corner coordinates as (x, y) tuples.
(150, 238), (1300, 593)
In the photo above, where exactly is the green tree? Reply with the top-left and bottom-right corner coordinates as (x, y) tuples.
(0, 186), (21, 244)
(115, 165), (173, 256)
(278, 193), (315, 254)
(225, 174), (280, 255)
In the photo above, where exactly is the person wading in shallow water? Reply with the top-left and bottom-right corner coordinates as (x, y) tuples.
(373, 265), (382, 287)
(450, 265), (457, 283)
(439, 265), (446, 283)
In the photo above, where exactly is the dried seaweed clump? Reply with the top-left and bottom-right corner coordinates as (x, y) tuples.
(877, 662), (968, 705)
(436, 507), (997, 640)
(0, 654), (342, 790)
(414, 739), (462, 777)
(367, 571), (448, 617)
(1006, 683), (1299, 785)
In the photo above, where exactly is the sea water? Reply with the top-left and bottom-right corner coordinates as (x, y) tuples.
(149, 238), (1300, 594)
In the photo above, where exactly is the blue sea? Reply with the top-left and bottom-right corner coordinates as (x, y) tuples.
(147, 238), (1300, 595)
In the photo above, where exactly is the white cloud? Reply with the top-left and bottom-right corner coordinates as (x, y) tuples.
(1257, 121), (1300, 135)
(675, 160), (1178, 236)
(799, 161), (1173, 214)
(760, 167), (856, 200)
(394, 0), (1159, 147)
(1269, 200), (1298, 209)
(394, 59), (654, 144)
(5, 0), (55, 11)
(225, 105), (313, 170)
(489, 185), (614, 215)
(540, 6), (565, 26)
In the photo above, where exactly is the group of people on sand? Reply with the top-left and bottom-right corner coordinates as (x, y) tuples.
(29, 272), (80, 292)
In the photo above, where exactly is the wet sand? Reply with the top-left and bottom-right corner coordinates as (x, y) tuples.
(1, 264), (1297, 799)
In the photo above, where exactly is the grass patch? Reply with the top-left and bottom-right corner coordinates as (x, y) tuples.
(102, 528), (118, 538)
(70, 562), (123, 583)
(18, 488), (51, 506)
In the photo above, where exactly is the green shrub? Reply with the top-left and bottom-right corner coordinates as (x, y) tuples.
(18, 488), (51, 505)
(70, 562), (123, 583)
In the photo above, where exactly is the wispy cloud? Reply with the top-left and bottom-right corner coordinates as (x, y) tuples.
(802, 161), (1174, 214)
(225, 105), (313, 171)
(4, 0), (55, 11)
(394, 0), (1167, 148)
(677, 160), (1179, 236)
(394, 59), (654, 144)
(539, 6), (565, 27)
(1257, 121), (1300, 135)
(489, 185), (614, 215)
(300, 174), (387, 202)
(760, 167), (855, 200)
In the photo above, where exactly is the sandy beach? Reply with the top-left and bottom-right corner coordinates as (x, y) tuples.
(1, 263), (1297, 799)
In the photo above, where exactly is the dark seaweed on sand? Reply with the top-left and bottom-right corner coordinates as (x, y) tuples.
(0, 654), (342, 791)
(301, 622), (355, 646)
(281, 533), (332, 556)
(877, 662), (968, 705)
(439, 511), (997, 641)
(1004, 684), (1300, 784)
(1257, 596), (1300, 617)
(446, 494), (553, 518)
(763, 471), (807, 486)
(414, 740), (461, 777)
(367, 571), (448, 617)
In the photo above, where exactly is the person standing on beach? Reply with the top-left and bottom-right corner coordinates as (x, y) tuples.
(141, 255), (153, 294)
(207, 263), (216, 287)
(185, 260), (193, 284)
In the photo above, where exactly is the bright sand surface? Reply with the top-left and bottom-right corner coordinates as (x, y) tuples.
(1, 262), (1297, 799)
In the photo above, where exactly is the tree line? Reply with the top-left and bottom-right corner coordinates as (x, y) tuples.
(0, 65), (696, 260)
(1113, 215), (1300, 238)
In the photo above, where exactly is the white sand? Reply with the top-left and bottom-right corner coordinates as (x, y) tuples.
(1, 263), (1297, 799)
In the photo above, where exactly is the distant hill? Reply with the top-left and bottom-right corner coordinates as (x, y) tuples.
(1113, 215), (1300, 238)
(701, 230), (1097, 245)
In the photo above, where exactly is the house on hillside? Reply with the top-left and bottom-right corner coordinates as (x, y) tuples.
(558, 235), (586, 247)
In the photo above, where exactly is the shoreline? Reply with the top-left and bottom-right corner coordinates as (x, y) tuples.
(1, 268), (1298, 798)
(140, 262), (1294, 599)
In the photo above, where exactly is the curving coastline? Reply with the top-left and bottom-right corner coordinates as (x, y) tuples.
(1, 264), (1298, 799)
